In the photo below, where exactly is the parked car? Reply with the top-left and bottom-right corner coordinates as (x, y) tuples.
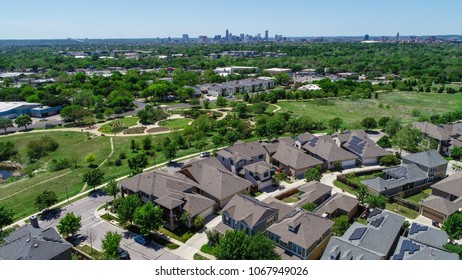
(117, 247), (130, 260)
(134, 234), (148, 246)
(200, 151), (210, 158)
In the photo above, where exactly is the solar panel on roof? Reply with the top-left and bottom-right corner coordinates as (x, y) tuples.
(349, 227), (367, 241)
(369, 208), (382, 218)
(308, 137), (319, 147)
(370, 216), (384, 227)
(409, 223), (429, 235)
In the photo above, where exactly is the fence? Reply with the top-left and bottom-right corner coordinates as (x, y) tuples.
(274, 188), (300, 201)
(336, 167), (386, 189)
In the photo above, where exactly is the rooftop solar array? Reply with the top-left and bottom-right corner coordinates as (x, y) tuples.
(349, 227), (367, 241)
(409, 223), (429, 235)
(308, 137), (319, 147)
(392, 239), (421, 260)
(346, 136), (367, 155)
(370, 216), (384, 228)
(368, 208), (382, 218)
(384, 166), (408, 179)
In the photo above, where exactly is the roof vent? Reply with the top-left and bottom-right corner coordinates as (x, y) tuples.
(33, 244), (39, 248)
(26, 239), (30, 243)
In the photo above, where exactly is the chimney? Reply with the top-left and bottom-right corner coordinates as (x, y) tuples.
(30, 215), (40, 228)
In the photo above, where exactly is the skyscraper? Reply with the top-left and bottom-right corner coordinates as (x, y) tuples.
(182, 34), (189, 43)
(265, 30), (269, 41)
(226, 29), (229, 42)
(364, 34), (370, 41)
(396, 32), (400, 42)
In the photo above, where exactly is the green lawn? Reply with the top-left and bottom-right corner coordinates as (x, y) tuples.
(159, 118), (192, 130)
(194, 253), (210, 260)
(277, 91), (462, 128)
(333, 180), (358, 195)
(200, 244), (216, 256)
(98, 117), (139, 134)
(77, 244), (104, 260)
(158, 226), (195, 243)
(265, 104), (278, 114)
(282, 195), (299, 203)
(405, 189), (431, 204)
(385, 203), (419, 219)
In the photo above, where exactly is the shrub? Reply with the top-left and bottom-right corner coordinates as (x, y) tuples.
(193, 216), (205, 230)
(119, 152), (126, 159)
(115, 159), (123, 166)
(48, 158), (71, 171)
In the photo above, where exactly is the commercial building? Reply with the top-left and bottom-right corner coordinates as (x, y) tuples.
(0, 102), (62, 119)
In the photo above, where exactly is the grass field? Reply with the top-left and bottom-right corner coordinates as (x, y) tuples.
(98, 117), (139, 134)
(159, 118), (192, 130)
(405, 189), (431, 204)
(278, 91), (462, 128)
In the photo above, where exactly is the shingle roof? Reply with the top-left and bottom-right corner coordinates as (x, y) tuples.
(182, 193), (216, 217)
(222, 194), (278, 228)
(221, 141), (267, 161)
(272, 142), (323, 170)
(321, 237), (381, 260)
(267, 209), (334, 249)
(408, 222), (449, 250)
(294, 181), (332, 205)
(180, 157), (252, 201)
(430, 171), (462, 198)
(391, 237), (458, 260)
(343, 135), (390, 159)
(0, 225), (72, 260)
(302, 135), (357, 163)
(420, 195), (460, 216)
(412, 122), (450, 141)
(403, 150), (447, 168)
(333, 130), (368, 144)
(314, 193), (359, 216)
(262, 197), (295, 222)
(362, 164), (428, 193)
(119, 170), (198, 198)
(261, 142), (279, 156)
(240, 161), (273, 175)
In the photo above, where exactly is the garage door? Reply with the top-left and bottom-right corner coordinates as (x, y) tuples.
(362, 158), (377, 166)
(341, 160), (356, 169)
(421, 207), (445, 224)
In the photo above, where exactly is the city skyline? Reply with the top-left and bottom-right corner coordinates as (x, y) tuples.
(1, 0), (462, 39)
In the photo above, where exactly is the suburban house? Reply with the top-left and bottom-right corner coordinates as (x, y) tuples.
(321, 209), (405, 260)
(298, 133), (357, 170)
(217, 141), (268, 173)
(0, 216), (72, 260)
(179, 157), (253, 208)
(391, 223), (457, 260)
(412, 122), (452, 155)
(216, 194), (278, 236)
(271, 141), (323, 179)
(267, 208), (334, 260)
(420, 172), (462, 224)
(238, 161), (274, 190)
(313, 193), (359, 220)
(361, 150), (447, 197)
(334, 131), (390, 165)
(402, 150), (447, 180)
(294, 181), (333, 207)
(119, 170), (215, 229)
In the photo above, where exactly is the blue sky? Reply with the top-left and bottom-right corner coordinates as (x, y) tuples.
(1, 0), (461, 39)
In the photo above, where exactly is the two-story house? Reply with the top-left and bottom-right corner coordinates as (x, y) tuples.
(217, 141), (268, 173)
(216, 194), (279, 236)
(238, 161), (274, 191)
(402, 150), (447, 180)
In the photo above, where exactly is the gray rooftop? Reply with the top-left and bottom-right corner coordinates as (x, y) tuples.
(222, 194), (278, 229)
(362, 164), (428, 193)
(343, 135), (390, 159)
(408, 222), (449, 250)
(431, 171), (462, 198)
(420, 195), (460, 216)
(391, 237), (458, 260)
(295, 181), (332, 205)
(0, 225), (72, 260)
(302, 135), (357, 163)
(314, 193), (359, 216)
(403, 150), (447, 168)
(272, 142), (323, 171)
(412, 122), (450, 141)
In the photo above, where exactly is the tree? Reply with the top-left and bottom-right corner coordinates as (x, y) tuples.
(0, 206), (14, 232)
(82, 168), (105, 191)
(356, 185), (369, 206)
(378, 117), (390, 130)
(379, 154), (401, 166)
(128, 153), (148, 175)
(14, 114), (32, 130)
(245, 233), (280, 260)
(304, 168), (322, 182)
(333, 215), (350, 236)
(0, 141), (18, 161)
(442, 213), (462, 241)
(101, 231), (122, 260)
(0, 118), (14, 133)
(206, 229), (220, 247)
(361, 117), (377, 130)
(35, 190), (58, 211)
(82, 115), (96, 128)
(142, 136), (152, 151)
(234, 103), (248, 117)
(104, 108), (114, 119)
(366, 194), (387, 209)
(189, 98), (200, 107)
(301, 202), (317, 212)
(216, 96), (227, 109)
(60, 105), (87, 123)
(274, 73), (290, 85)
(215, 230), (250, 260)
(130, 139), (139, 152)
(393, 125), (422, 154)
(117, 195), (142, 225)
(104, 180), (119, 200)
(193, 215), (205, 230)
(86, 228), (97, 253)
(377, 135), (392, 148)
(85, 153), (97, 167)
(56, 212), (82, 238)
(133, 202), (164, 235)
(450, 146), (462, 159)
(27, 136), (59, 161)
(163, 143), (178, 162)
(203, 99), (210, 109)
(385, 117), (402, 137)
(328, 117), (343, 132)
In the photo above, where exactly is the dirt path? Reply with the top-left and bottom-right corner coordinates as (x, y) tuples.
(272, 104), (282, 113)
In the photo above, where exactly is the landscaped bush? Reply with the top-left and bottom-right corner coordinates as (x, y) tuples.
(123, 127), (146, 134)
(48, 158), (71, 172)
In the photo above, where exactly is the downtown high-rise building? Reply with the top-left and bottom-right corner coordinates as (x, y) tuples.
(182, 34), (189, 43)
(265, 30), (269, 41)
(226, 29), (229, 41)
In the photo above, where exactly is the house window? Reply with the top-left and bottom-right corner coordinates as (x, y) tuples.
(224, 215), (230, 225)
(259, 154), (264, 160)
(267, 215), (276, 226)
(230, 159), (234, 165)
(291, 243), (304, 256)
(264, 172), (269, 178)
(268, 232), (280, 243)
(249, 171), (254, 177)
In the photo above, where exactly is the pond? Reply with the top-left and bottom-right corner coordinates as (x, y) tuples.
(0, 169), (13, 179)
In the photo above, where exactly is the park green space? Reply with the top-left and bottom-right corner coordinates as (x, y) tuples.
(159, 118), (192, 130)
(98, 117), (139, 134)
(278, 91), (462, 127)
